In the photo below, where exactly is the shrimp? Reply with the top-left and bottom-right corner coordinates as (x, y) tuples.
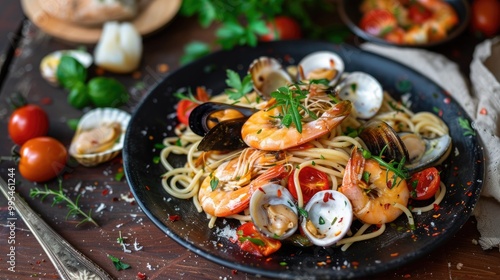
(198, 149), (288, 217)
(339, 147), (409, 224)
(241, 100), (352, 151)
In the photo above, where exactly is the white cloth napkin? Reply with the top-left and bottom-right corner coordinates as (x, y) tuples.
(361, 38), (500, 251)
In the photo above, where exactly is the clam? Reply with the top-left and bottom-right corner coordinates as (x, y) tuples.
(297, 51), (344, 86)
(249, 183), (299, 240)
(248, 57), (293, 99)
(300, 190), (353, 247)
(336, 72), (383, 119)
(359, 120), (452, 172)
(69, 108), (131, 167)
(40, 49), (93, 86)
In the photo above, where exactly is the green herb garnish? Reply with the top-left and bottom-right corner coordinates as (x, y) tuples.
(360, 147), (408, 188)
(269, 84), (316, 133)
(458, 117), (476, 136)
(108, 254), (131, 271)
(224, 69), (253, 101)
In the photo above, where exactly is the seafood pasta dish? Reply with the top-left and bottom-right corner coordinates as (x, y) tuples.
(159, 51), (452, 256)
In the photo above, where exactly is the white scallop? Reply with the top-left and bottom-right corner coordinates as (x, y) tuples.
(336, 72), (383, 119)
(69, 108), (130, 167)
(301, 190), (353, 247)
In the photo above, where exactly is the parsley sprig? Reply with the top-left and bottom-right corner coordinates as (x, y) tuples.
(458, 117), (476, 136)
(269, 84), (317, 133)
(224, 69), (253, 101)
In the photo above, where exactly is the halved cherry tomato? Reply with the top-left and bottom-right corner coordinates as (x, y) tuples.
(8, 104), (49, 145)
(407, 167), (441, 200)
(19, 137), (68, 182)
(408, 3), (433, 24)
(359, 9), (398, 37)
(176, 87), (209, 125)
(471, 0), (500, 37)
(259, 16), (302, 41)
(287, 166), (330, 204)
(234, 222), (281, 257)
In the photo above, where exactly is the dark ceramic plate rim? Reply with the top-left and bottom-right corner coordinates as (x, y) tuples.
(338, 0), (471, 48)
(123, 40), (484, 279)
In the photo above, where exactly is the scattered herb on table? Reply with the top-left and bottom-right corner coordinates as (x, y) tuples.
(108, 254), (131, 271)
(29, 180), (98, 227)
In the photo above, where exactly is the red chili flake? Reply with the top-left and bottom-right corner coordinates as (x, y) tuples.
(168, 214), (181, 222)
(466, 181), (472, 186)
(404, 273), (411, 278)
(40, 97), (52, 105)
(231, 270), (238, 275)
(277, 189), (282, 197)
(384, 203), (390, 210)
(14, 48), (21, 57)
(265, 257), (273, 262)
(132, 71), (142, 79)
(433, 204), (440, 211)
(136, 272), (147, 280)
(351, 261), (359, 267)
(112, 197), (119, 202)
(480, 108), (487, 115)
(467, 191), (472, 197)
(145, 185), (150, 191)
(95, 67), (105, 76)
(258, 187), (266, 194)
(443, 97), (451, 104)
(432, 214), (441, 219)
(438, 109), (443, 117)
(283, 54), (293, 63)
(102, 189), (109, 196)
(149, 135), (154, 140)
(432, 232), (440, 237)
(387, 180), (392, 188)
(390, 252), (399, 257)
(323, 192), (334, 202)
(157, 63), (169, 73)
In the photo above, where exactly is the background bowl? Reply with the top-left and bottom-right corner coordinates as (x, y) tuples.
(338, 0), (471, 48)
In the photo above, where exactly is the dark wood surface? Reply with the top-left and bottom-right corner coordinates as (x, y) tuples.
(0, 1), (499, 279)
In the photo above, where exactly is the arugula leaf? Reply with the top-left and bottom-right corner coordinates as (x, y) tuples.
(224, 69), (253, 100)
(108, 254), (131, 271)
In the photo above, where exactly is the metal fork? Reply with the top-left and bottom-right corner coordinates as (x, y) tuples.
(0, 176), (114, 280)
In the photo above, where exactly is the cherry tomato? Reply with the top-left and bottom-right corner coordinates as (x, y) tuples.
(234, 222), (281, 257)
(19, 137), (68, 182)
(359, 9), (398, 37)
(176, 87), (209, 125)
(287, 166), (330, 204)
(407, 167), (441, 200)
(259, 16), (302, 41)
(8, 104), (49, 146)
(408, 3), (433, 24)
(471, 0), (500, 37)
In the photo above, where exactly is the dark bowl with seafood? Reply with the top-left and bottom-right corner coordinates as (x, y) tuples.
(123, 40), (484, 279)
(338, 0), (471, 48)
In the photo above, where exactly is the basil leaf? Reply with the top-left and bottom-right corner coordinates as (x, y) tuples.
(87, 77), (129, 107)
(56, 56), (87, 90)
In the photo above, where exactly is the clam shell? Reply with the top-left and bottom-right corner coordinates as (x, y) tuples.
(300, 190), (353, 247)
(249, 183), (299, 240)
(40, 50), (93, 86)
(249, 57), (292, 99)
(69, 108), (131, 167)
(336, 72), (383, 119)
(297, 51), (344, 86)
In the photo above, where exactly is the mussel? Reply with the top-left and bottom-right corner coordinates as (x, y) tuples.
(300, 190), (353, 246)
(359, 120), (452, 172)
(188, 102), (256, 151)
(249, 183), (299, 240)
(336, 72), (383, 119)
(249, 57), (293, 99)
(297, 51), (345, 86)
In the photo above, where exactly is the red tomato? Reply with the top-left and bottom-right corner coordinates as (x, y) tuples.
(471, 0), (500, 37)
(19, 137), (68, 182)
(383, 27), (405, 44)
(176, 87), (209, 125)
(259, 16), (302, 41)
(359, 9), (398, 36)
(408, 3), (433, 24)
(287, 166), (330, 204)
(8, 104), (49, 145)
(235, 222), (281, 257)
(407, 167), (441, 200)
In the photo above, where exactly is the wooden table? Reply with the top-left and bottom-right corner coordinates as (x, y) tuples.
(0, 1), (499, 279)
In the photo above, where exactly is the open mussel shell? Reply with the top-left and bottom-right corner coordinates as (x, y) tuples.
(40, 49), (93, 86)
(197, 118), (248, 151)
(69, 108), (130, 167)
(248, 57), (293, 99)
(359, 120), (452, 172)
(250, 183), (299, 240)
(188, 102), (256, 136)
(300, 190), (353, 247)
(336, 72), (383, 119)
(297, 51), (344, 86)
(359, 120), (410, 163)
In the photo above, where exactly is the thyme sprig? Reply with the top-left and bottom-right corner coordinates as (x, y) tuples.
(29, 180), (98, 227)
(360, 146), (409, 188)
(269, 83), (319, 133)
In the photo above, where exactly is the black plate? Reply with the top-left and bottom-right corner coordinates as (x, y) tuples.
(123, 41), (484, 279)
(338, 0), (470, 48)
